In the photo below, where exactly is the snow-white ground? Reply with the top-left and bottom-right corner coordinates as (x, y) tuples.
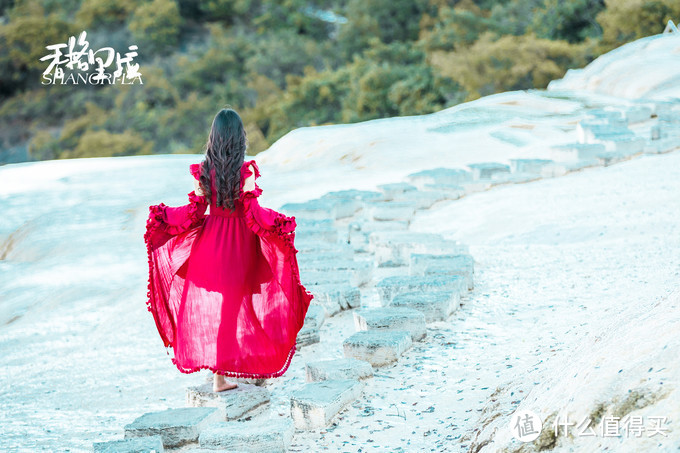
(0, 32), (679, 452)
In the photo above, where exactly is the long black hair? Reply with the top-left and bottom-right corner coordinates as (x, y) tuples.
(198, 108), (247, 210)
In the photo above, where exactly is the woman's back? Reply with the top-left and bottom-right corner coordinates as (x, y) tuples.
(144, 157), (313, 380)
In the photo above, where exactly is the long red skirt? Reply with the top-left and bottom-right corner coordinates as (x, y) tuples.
(144, 160), (313, 379)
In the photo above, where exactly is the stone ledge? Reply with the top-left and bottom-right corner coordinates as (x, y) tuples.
(124, 407), (221, 448)
(198, 417), (294, 452)
(290, 379), (365, 430)
(342, 330), (412, 367)
(305, 358), (374, 382)
(186, 382), (270, 421)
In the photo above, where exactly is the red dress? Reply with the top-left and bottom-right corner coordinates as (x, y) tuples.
(144, 159), (313, 379)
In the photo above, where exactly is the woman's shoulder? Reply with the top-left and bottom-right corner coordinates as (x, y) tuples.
(241, 159), (260, 179)
(189, 162), (203, 180)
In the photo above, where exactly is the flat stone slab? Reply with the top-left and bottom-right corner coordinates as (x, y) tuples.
(600, 136), (645, 155)
(407, 167), (473, 187)
(281, 198), (360, 220)
(297, 305), (326, 347)
(309, 284), (361, 316)
(466, 162), (510, 179)
(644, 137), (679, 155)
(294, 239), (353, 256)
(376, 275), (467, 303)
(389, 291), (460, 323)
(305, 358), (374, 382)
(623, 105), (652, 123)
(550, 143), (606, 162)
(322, 189), (384, 202)
(299, 269), (353, 286)
(410, 253), (474, 290)
(369, 201), (417, 221)
(577, 121), (634, 142)
(353, 307), (427, 341)
(299, 259), (373, 287)
(393, 190), (449, 209)
(294, 218), (338, 243)
(199, 417), (294, 452)
(290, 379), (365, 430)
(186, 382), (270, 421)
(489, 172), (542, 186)
(93, 435), (164, 453)
(343, 330), (412, 367)
(377, 182), (417, 200)
(424, 183), (465, 199)
(509, 158), (554, 174)
(460, 180), (492, 194)
(368, 231), (468, 267)
(124, 407), (221, 448)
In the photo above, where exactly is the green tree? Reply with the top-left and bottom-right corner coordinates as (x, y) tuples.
(597, 0), (680, 48)
(128, 0), (182, 56)
(337, 0), (432, 58)
(76, 0), (139, 29)
(430, 32), (592, 100)
(0, 1), (75, 96)
(420, 3), (501, 51)
(531, 0), (605, 43)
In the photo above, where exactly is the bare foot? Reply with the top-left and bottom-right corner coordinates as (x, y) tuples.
(213, 373), (238, 392)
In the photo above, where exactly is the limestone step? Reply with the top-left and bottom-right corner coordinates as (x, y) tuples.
(466, 162), (510, 179)
(409, 253), (475, 290)
(423, 183), (465, 199)
(297, 305), (326, 347)
(353, 307), (426, 341)
(376, 275), (467, 303)
(198, 417), (294, 452)
(297, 250), (357, 265)
(368, 231), (468, 267)
(124, 407), (221, 448)
(407, 167), (473, 188)
(342, 330), (412, 367)
(93, 435), (164, 453)
(281, 197), (360, 221)
(392, 190), (449, 210)
(294, 239), (353, 257)
(290, 379), (365, 430)
(305, 358), (374, 382)
(186, 383), (270, 421)
(459, 180), (492, 194)
(550, 142), (606, 162)
(299, 268), (354, 286)
(377, 182), (417, 200)
(309, 284), (361, 316)
(368, 201), (417, 222)
(509, 158), (554, 174)
(490, 172), (542, 185)
(294, 218), (338, 243)
(321, 188), (384, 202)
(299, 259), (373, 287)
(389, 291), (460, 323)
(347, 220), (409, 252)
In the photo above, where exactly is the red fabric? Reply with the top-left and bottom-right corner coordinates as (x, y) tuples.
(144, 160), (313, 378)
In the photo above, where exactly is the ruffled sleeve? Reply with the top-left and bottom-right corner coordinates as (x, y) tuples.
(240, 160), (263, 198)
(143, 166), (210, 348)
(190, 163), (202, 181)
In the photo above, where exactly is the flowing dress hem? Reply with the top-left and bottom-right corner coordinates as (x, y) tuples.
(168, 343), (298, 379)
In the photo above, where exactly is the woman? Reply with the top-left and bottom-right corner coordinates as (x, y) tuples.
(144, 108), (313, 392)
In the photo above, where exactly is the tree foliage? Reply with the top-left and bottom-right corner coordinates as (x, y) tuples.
(0, 0), (673, 163)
